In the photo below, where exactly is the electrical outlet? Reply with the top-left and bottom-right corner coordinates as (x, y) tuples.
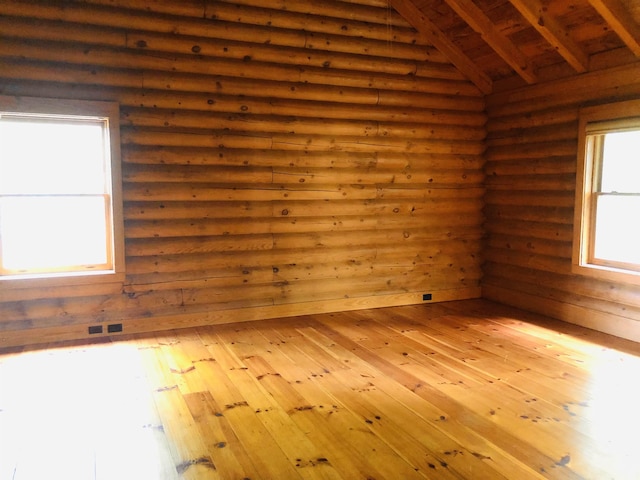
(107, 323), (123, 333)
(88, 325), (103, 335)
(422, 293), (433, 301)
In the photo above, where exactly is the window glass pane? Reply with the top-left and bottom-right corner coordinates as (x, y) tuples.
(600, 130), (640, 193)
(0, 196), (108, 272)
(0, 117), (107, 195)
(593, 195), (640, 266)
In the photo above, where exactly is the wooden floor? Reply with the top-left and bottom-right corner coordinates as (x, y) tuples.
(2, 300), (640, 480)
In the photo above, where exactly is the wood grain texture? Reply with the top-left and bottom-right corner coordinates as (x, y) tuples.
(0, 0), (485, 346)
(2, 300), (640, 479)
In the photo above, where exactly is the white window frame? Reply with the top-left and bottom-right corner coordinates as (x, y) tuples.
(572, 99), (640, 285)
(0, 95), (125, 290)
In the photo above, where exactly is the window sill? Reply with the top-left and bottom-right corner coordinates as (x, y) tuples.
(571, 262), (640, 286)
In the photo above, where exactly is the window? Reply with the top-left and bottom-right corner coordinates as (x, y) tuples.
(573, 99), (640, 283)
(0, 95), (124, 288)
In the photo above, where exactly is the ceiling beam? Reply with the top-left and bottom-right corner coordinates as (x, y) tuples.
(442, 0), (537, 84)
(388, 0), (493, 94)
(587, 0), (640, 57)
(508, 0), (589, 72)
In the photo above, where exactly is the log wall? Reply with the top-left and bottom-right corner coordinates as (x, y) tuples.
(0, 0), (485, 347)
(483, 61), (640, 342)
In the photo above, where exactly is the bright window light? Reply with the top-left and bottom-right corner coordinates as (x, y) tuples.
(0, 196), (109, 271)
(590, 130), (640, 269)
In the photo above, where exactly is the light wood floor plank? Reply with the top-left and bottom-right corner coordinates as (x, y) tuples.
(2, 300), (640, 479)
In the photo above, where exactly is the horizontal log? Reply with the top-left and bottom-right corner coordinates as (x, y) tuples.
(378, 89), (485, 110)
(484, 219), (574, 242)
(271, 168), (485, 185)
(483, 205), (573, 225)
(375, 211), (483, 230)
(116, 89), (486, 125)
(483, 247), (569, 275)
(178, 273), (464, 307)
(120, 108), (372, 136)
(485, 156), (576, 176)
(376, 186), (485, 201)
(486, 235), (572, 258)
(486, 122), (576, 147)
(297, 66), (477, 96)
(123, 207), (482, 238)
(125, 247), (380, 274)
(208, 0), (412, 28)
(0, 58), (146, 90)
(123, 183), (378, 202)
(272, 278), (480, 306)
(0, 14), (127, 49)
(484, 190), (575, 208)
(123, 163), (272, 184)
(122, 146), (485, 171)
(120, 107), (485, 140)
(121, 128), (272, 149)
(203, 1), (423, 45)
(341, 0), (391, 7)
(272, 227), (483, 249)
(125, 217), (368, 239)
(123, 216), (379, 239)
(373, 253), (481, 270)
(273, 262), (482, 285)
(301, 31), (442, 63)
(0, 58), (384, 106)
(178, 284), (278, 308)
(268, 198), (482, 218)
(75, 0), (411, 29)
(125, 234), (275, 256)
(486, 107), (577, 133)
(124, 201), (273, 220)
(121, 127), (485, 155)
(125, 266), (275, 292)
(401, 236), (484, 254)
(485, 140), (577, 161)
(269, 133), (485, 154)
(484, 173), (575, 191)
(123, 146), (376, 168)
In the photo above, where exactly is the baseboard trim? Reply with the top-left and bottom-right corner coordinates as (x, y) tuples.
(0, 287), (481, 349)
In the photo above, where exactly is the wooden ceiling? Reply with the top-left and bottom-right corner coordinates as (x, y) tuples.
(389, 0), (640, 93)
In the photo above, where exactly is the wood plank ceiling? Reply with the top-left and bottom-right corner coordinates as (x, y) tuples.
(389, 0), (640, 92)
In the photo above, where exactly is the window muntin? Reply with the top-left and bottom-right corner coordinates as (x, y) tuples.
(573, 99), (640, 283)
(0, 96), (124, 286)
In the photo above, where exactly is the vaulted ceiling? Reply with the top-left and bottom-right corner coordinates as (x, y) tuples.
(389, 0), (640, 93)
